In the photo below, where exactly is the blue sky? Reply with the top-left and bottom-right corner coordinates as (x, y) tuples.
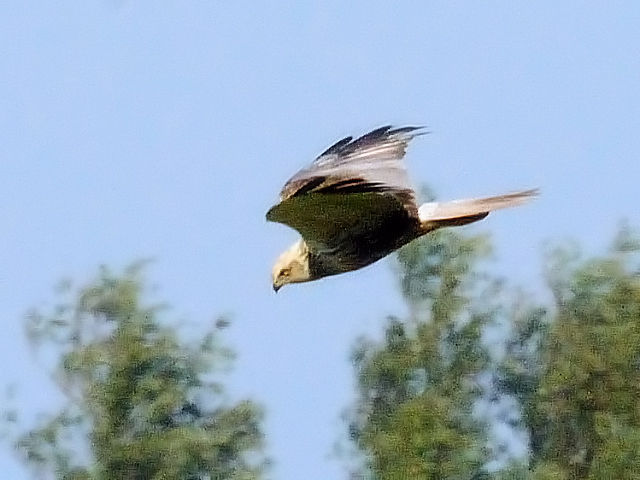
(1, 2), (639, 479)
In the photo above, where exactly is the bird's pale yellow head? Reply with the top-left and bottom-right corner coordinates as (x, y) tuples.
(271, 240), (311, 292)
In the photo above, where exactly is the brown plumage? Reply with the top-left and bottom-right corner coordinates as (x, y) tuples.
(267, 126), (537, 291)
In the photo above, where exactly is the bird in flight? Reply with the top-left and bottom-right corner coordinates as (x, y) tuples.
(267, 126), (536, 292)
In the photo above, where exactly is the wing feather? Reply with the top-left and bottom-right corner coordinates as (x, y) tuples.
(267, 125), (425, 252)
(266, 191), (409, 253)
(277, 125), (425, 205)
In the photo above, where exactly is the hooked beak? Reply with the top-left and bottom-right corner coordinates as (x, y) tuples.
(273, 283), (281, 293)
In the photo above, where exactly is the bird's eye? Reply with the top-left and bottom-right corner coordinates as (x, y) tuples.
(281, 268), (291, 277)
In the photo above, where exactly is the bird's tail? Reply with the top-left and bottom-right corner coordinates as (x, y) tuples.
(418, 189), (538, 232)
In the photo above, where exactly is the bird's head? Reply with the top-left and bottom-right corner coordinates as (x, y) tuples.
(271, 240), (311, 292)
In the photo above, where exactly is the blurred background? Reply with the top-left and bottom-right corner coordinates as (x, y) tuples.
(1, 2), (639, 479)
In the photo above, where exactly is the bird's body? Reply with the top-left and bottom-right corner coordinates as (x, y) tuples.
(307, 204), (418, 278)
(267, 126), (536, 291)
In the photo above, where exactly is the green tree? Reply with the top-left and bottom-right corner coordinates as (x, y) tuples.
(7, 263), (265, 480)
(347, 226), (497, 479)
(497, 225), (640, 479)
(496, 299), (550, 469)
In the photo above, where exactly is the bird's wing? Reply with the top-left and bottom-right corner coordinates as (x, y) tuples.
(266, 126), (425, 250)
(266, 190), (410, 253)
(278, 125), (425, 204)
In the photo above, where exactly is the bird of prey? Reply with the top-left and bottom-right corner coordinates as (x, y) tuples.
(267, 125), (536, 292)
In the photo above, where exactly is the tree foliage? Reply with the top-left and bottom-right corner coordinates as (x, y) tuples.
(350, 218), (640, 480)
(9, 263), (265, 480)
(348, 227), (497, 479)
(6, 217), (640, 480)
(497, 224), (640, 479)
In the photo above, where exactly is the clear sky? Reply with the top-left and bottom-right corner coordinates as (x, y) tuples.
(1, 2), (639, 479)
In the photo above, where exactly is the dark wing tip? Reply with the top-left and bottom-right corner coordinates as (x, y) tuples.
(347, 125), (393, 150)
(317, 124), (428, 160)
(317, 135), (353, 158)
(351, 124), (429, 146)
(266, 203), (279, 222)
(315, 126), (394, 159)
(388, 125), (428, 135)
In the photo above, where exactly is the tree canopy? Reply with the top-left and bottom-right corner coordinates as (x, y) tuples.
(498, 224), (640, 479)
(347, 227), (496, 479)
(7, 263), (266, 480)
(5, 221), (640, 480)
(349, 222), (640, 480)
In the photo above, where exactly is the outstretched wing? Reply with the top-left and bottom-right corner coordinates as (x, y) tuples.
(266, 126), (425, 251)
(278, 125), (425, 204)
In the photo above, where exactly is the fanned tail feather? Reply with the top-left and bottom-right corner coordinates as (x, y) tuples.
(418, 188), (538, 231)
